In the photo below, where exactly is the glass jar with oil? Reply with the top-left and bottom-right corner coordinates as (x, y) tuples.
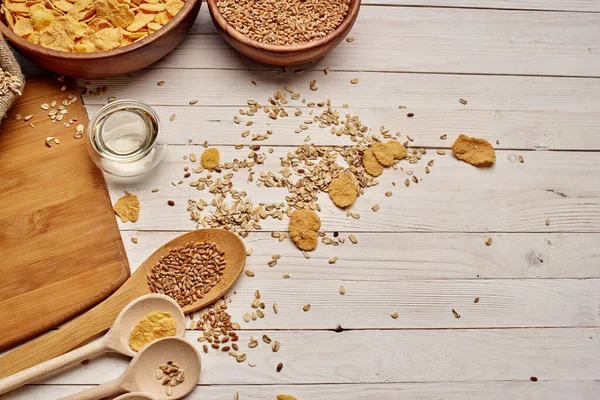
(87, 100), (166, 177)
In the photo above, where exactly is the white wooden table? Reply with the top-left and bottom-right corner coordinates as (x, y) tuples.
(8, 0), (600, 399)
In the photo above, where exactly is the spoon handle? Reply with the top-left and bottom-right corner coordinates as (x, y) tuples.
(61, 377), (124, 400)
(0, 337), (107, 395)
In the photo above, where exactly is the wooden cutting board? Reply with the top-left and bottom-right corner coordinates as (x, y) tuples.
(0, 77), (129, 351)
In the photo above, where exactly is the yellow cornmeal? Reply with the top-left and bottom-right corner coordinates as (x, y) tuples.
(129, 311), (176, 352)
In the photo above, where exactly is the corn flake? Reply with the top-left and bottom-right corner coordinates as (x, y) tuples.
(451, 134), (496, 167)
(328, 171), (358, 208)
(201, 148), (220, 170)
(363, 147), (383, 177)
(114, 192), (140, 223)
(289, 209), (321, 251)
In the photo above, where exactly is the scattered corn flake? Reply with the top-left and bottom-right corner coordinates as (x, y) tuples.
(328, 171), (358, 208)
(200, 148), (220, 170)
(289, 209), (321, 251)
(277, 396), (298, 400)
(371, 142), (394, 167)
(451, 134), (496, 167)
(386, 140), (407, 160)
(113, 192), (140, 223)
(363, 148), (383, 177)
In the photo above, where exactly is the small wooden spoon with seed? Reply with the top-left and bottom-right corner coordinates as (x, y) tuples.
(63, 337), (201, 400)
(0, 294), (185, 395)
(0, 229), (245, 378)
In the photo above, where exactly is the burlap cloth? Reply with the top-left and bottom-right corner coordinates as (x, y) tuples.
(0, 35), (24, 121)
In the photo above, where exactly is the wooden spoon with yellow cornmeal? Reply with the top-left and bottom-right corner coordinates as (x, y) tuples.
(0, 229), (246, 378)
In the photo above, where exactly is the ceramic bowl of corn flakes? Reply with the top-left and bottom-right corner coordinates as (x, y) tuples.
(0, 0), (201, 78)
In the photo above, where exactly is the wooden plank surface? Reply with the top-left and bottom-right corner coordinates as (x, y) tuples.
(8, 381), (600, 400)
(82, 69), (600, 110)
(157, 7), (600, 77)
(120, 231), (600, 279)
(361, 0), (600, 12)
(15, 328), (600, 385)
(85, 105), (600, 150)
(12, 1), (600, 399)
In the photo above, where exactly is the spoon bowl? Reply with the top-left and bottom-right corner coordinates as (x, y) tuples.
(109, 294), (186, 356)
(115, 393), (155, 400)
(64, 337), (201, 400)
(127, 337), (201, 399)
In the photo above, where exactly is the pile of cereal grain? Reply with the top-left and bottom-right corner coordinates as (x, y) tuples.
(216, 0), (351, 45)
(147, 241), (225, 307)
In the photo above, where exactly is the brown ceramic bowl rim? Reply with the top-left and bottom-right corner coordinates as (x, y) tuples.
(0, 0), (200, 60)
(207, 0), (361, 54)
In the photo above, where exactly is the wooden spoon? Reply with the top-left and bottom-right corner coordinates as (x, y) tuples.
(0, 229), (245, 378)
(115, 394), (155, 400)
(63, 337), (201, 400)
(114, 393), (155, 400)
(0, 294), (185, 395)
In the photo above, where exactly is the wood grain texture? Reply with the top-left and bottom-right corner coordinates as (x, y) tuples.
(150, 6), (600, 76)
(121, 231), (600, 279)
(361, 0), (600, 12)
(17, 328), (600, 385)
(8, 381), (600, 400)
(79, 69), (600, 111)
(102, 146), (600, 232)
(85, 105), (600, 150)
(0, 77), (129, 351)
(193, 278), (600, 329)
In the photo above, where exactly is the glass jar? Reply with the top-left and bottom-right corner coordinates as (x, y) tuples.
(86, 100), (166, 177)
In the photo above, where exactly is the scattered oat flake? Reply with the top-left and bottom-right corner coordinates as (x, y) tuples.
(157, 81), (165, 86)
(346, 36), (355, 42)
(391, 312), (398, 319)
(545, 218), (550, 226)
(170, 114), (176, 121)
(485, 237), (492, 246)
(348, 234), (358, 244)
(350, 78), (359, 84)
(251, 80), (257, 86)
(189, 99), (198, 105)
(474, 297), (480, 303)
(329, 257), (338, 264)
(518, 155), (524, 163)
(452, 309), (461, 318)
(24, 114), (33, 121)
(324, 67), (330, 75)
(131, 237), (139, 244)
(303, 304), (311, 312)
(459, 98), (468, 105)
(277, 395), (297, 400)
(339, 285), (346, 295)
